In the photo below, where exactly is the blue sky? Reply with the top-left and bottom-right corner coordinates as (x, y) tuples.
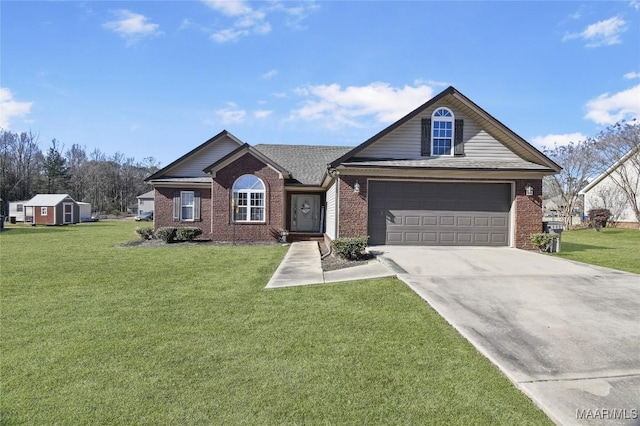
(2, 1), (639, 167)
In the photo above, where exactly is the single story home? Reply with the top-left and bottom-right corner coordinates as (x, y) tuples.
(23, 194), (80, 226)
(146, 86), (561, 250)
(580, 147), (639, 228)
(8, 200), (28, 222)
(136, 190), (155, 216)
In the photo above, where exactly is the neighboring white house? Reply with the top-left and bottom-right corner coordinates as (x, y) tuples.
(580, 148), (639, 228)
(8, 201), (29, 222)
(136, 190), (154, 216)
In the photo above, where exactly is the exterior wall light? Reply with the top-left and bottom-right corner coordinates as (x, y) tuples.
(354, 182), (360, 193)
(525, 183), (534, 196)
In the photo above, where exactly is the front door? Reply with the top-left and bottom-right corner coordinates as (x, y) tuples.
(291, 194), (320, 232)
(63, 203), (74, 224)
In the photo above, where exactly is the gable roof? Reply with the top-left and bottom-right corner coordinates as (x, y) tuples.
(580, 146), (639, 194)
(24, 194), (76, 206)
(136, 190), (155, 199)
(329, 86), (561, 172)
(203, 143), (292, 179)
(145, 130), (244, 182)
(254, 144), (353, 185)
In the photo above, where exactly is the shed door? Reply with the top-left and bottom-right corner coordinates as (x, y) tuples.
(63, 203), (74, 224)
(368, 181), (511, 246)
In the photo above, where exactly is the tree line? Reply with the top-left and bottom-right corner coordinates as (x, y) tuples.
(0, 129), (160, 215)
(542, 121), (639, 228)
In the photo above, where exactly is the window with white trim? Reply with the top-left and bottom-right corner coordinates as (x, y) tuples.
(232, 175), (265, 222)
(41, 207), (48, 216)
(181, 191), (195, 221)
(431, 108), (454, 156)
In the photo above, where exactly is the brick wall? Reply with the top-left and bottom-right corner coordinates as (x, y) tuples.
(337, 175), (368, 237)
(514, 179), (543, 250)
(154, 187), (213, 239)
(211, 153), (284, 242)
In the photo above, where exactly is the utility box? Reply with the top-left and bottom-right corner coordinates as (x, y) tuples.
(543, 221), (564, 252)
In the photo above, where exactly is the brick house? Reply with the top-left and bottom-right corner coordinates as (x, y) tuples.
(145, 86), (561, 250)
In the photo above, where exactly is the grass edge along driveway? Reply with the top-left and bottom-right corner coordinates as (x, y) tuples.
(1, 221), (551, 425)
(552, 227), (640, 274)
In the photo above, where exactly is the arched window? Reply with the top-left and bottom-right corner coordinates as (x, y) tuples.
(431, 108), (454, 156)
(232, 175), (265, 222)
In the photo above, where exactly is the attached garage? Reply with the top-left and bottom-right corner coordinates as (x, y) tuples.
(368, 181), (511, 246)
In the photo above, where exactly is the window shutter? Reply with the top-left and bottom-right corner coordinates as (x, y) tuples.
(454, 119), (464, 156)
(173, 191), (180, 221)
(194, 191), (201, 221)
(421, 118), (431, 156)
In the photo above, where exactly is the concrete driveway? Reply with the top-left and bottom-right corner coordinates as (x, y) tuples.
(376, 246), (640, 426)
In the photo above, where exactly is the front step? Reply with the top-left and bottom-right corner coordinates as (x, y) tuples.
(287, 232), (324, 242)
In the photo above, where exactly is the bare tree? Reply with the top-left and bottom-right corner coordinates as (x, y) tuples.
(588, 121), (640, 228)
(543, 141), (596, 228)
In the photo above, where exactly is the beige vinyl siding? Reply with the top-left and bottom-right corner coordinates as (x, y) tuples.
(356, 107), (520, 161)
(325, 180), (337, 239)
(165, 136), (240, 177)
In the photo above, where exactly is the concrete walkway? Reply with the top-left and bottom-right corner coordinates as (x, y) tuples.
(266, 241), (394, 288)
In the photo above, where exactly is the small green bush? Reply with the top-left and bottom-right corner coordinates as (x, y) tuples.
(529, 232), (558, 252)
(156, 227), (177, 243)
(331, 236), (369, 260)
(587, 208), (612, 231)
(176, 227), (203, 241)
(135, 226), (154, 240)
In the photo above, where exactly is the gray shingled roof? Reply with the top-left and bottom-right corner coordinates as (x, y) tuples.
(340, 157), (555, 171)
(254, 144), (353, 185)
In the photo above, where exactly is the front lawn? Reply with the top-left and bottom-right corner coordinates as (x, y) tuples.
(1, 221), (550, 424)
(552, 227), (640, 274)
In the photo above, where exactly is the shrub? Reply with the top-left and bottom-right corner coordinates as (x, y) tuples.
(331, 236), (369, 260)
(588, 208), (612, 231)
(176, 227), (203, 241)
(135, 226), (154, 240)
(529, 232), (558, 252)
(155, 227), (177, 243)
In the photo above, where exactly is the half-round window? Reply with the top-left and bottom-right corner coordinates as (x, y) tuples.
(232, 175), (265, 222)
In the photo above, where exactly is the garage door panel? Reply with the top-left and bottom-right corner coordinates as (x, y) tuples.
(368, 182), (510, 246)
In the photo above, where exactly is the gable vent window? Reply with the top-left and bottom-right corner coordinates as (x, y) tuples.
(421, 108), (464, 157)
(432, 108), (454, 156)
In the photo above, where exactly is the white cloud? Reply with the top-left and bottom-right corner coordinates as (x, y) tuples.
(215, 103), (246, 124)
(290, 82), (434, 128)
(103, 10), (162, 44)
(630, 0), (639, 11)
(584, 84), (640, 125)
(530, 133), (587, 150)
(0, 88), (33, 129)
(268, 0), (319, 30)
(202, 0), (316, 42)
(254, 109), (273, 119)
(563, 16), (627, 47)
(204, 0), (271, 42)
(624, 71), (640, 79)
(262, 70), (278, 79)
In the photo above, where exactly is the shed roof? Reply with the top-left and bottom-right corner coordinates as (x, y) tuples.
(24, 194), (76, 206)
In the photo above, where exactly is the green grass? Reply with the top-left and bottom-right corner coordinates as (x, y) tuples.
(1, 221), (551, 425)
(552, 227), (640, 274)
